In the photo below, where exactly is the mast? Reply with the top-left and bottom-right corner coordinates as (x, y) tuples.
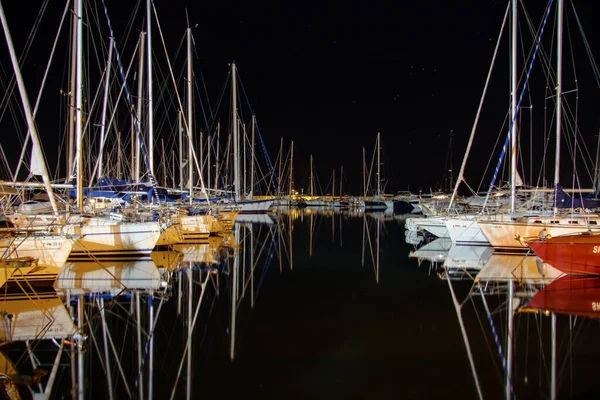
(0, 0), (59, 215)
(332, 169), (335, 199)
(554, 0), (563, 214)
(147, 0), (154, 177)
(377, 132), (381, 197)
(98, 36), (114, 179)
(243, 123), (247, 196)
(250, 114), (255, 199)
(200, 130), (204, 192)
(340, 165), (343, 198)
(232, 63), (240, 201)
(215, 120), (220, 191)
(207, 133), (211, 191)
(178, 110), (183, 191)
(510, 0), (518, 213)
(187, 27), (193, 204)
(134, 31), (145, 183)
(67, 9), (77, 181)
(289, 141), (294, 197)
(363, 146), (366, 199)
(310, 154), (314, 197)
(278, 137), (283, 196)
(75, 0), (84, 212)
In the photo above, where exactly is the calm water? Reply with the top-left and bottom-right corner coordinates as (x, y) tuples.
(5, 209), (600, 399)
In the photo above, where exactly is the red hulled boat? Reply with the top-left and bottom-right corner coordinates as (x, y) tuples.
(526, 231), (600, 275)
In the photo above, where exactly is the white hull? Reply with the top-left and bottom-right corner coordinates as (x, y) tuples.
(0, 234), (73, 268)
(215, 199), (274, 214)
(445, 217), (489, 246)
(177, 214), (212, 242)
(479, 214), (600, 251)
(406, 216), (449, 238)
(64, 217), (181, 257)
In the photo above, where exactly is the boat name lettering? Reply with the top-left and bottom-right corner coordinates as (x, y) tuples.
(593, 246), (600, 254)
(592, 302), (600, 312)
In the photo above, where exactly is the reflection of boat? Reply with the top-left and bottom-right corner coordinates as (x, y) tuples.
(0, 297), (76, 342)
(234, 213), (275, 225)
(444, 244), (494, 271)
(476, 254), (562, 284)
(408, 238), (452, 263)
(523, 275), (600, 318)
(526, 231), (600, 275)
(172, 236), (225, 265)
(55, 258), (163, 295)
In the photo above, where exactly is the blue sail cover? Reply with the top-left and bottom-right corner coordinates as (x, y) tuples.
(555, 184), (600, 209)
(68, 178), (171, 202)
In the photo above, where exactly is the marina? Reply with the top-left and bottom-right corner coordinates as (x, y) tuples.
(1, 0), (600, 398)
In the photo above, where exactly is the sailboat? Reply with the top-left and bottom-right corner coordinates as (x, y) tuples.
(477, 0), (600, 251)
(0, 2), (75, 268)
(211, 63), (274, 215)
(525, 231), (600, 275)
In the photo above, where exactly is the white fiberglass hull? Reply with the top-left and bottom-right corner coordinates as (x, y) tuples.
(65, 218), (181, 257)
(479, 214), (600, 252)
(177, 215), (213, 242)
(0, 234), (73, 268)
(445, 217), (489, 246)
(406, 216), (449, 238)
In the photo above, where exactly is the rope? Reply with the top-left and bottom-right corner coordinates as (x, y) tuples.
(483, 0), (555, 211)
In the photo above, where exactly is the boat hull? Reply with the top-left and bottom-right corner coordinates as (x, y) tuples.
(0, 234), (73, 268)
(65, 218), (164, 257)
(528, 232), (600, 275)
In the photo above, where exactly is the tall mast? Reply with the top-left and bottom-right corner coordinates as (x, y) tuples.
(340, 165), (343, 198)
(215, 120), (220, 191)
(200, 131), (204, 191)
(553, 0), (563, 214)
(510, 0), (518, 213)
(187, 27), (193, 204)
(75, 0), (83, 212)
(134, 31), (145, 183)
(178, 110), (183, 191)
(363, 146), (366, 199)
(243, 123), (247, 196)
(207, 133), (211, 191)
(0, 1), (59, 215)
(289, 141), (294, 196)
(377, 132), (381, 197)
(232, 62), (240, 201)
(98, 37), (114, 179)
(310, 154), (314, 197)
(250, 114), (255, 199)
(332, 169), (335, 199)
(278, 137), (283, 196)
(67, 9), (77, 181)
(147, 0), (154, 178)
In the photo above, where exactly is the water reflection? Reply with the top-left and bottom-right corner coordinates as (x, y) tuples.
(4, 209), (599, 398)
(411, 232), (600, 399)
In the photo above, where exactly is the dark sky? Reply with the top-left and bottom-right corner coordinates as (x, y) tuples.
(1, 0), (600, 195)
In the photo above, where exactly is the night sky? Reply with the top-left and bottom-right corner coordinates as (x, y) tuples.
(1, 0), (600, 195)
